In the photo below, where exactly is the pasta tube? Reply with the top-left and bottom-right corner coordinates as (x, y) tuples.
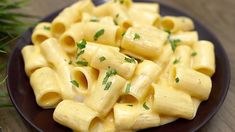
(132, 2), (160, 13)
(121, 26), (168, 59)
(53, 100), (99, 131)
(85, 70), (126, 117)
(32, 22), (52, 45)
(192, 40), (215, 77)
(71, 67), (98, 95)
(174, 45), (192, 67)
(21, 45), (48, 76)
(51, 0), (94, 37)
(30, 67), (62, 108)
(124, 60), (161, 101)
(40, 38), (76, 100)
(89, 47), (137, 79)
(172, 66), (212, 100)
(161, 16), (194, 33)
(171, 31), (198, 46)
(153, 84), (194, 119)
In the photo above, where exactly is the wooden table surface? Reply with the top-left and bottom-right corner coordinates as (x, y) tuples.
(0, 0), (234, 132)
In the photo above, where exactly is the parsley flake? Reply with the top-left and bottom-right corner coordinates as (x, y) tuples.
(103, 69), (117, 85)
(122, 31), (126, 37)
(76, 50), (85, 59)
(173, 58), (181, 64)
(113, 19), (118, 25)
(143, 102), (150, 110)
(169, 39), (181, 52)
(127, 104), (133, 107)
(77, 39), (87, 49)
(76, 61), (88, 66)
(134, 33), (141, 40)
(99, 56), (106, 62)
(68, 60), (73, 65)
(94, 29), (105, 41)
(125, 83), (131, 93)
(191, 52), (197, 57)
(70, 80), (79, 88)
(104, 82), (112, 90)
(175, 77), (180, 83)
(124, 57), (136, 63)
(44, 26), (50, 30)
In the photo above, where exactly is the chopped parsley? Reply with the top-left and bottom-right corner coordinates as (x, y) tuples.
(104, 82), (112, 90)
(122, 31), (126, 37)
(169, 39), (181, 52)
(76, 60), (88, 66)
(127, 104), (133, 107)
(191, 52), (197, 57)
(76, 50), (85, 59)
(113, 19), (118, 25)
(134, 33), (141, 40)
(99, 56), (106, 62)
(173, 58), (181, 64)
(175, 77), (180, 83)
(116, 14), (119, 18)
(103, 69), (118, 85)
(124, 57), (136, 63)
(77, 39), (87, 49)
(43, 26), (50, 30)
(70, 80), (79, 88)
(94, 29), (105, 41)
(90, 16), (99, 22)
(68, 60), (73, 65)
(125, 83), (131, 93)
(143, 102), (150, 110)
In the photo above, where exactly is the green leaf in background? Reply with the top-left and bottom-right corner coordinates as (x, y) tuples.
(0, 0), (36, 108)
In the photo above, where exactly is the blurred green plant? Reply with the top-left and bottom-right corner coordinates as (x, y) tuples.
(0, 0), (36, 107)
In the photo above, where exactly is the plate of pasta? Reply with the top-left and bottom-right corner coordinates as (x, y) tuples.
(7, 0), (230, 132)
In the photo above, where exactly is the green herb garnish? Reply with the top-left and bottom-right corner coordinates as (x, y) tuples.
(143, 102), (150, 110)
(99, 56), (106, 62)
(122, 31), (126, 37)
(77, 39), (87, 49)
(104, 82), (112, 90)
(103, 69), (117, 85)
(90, 16), (99, 22)
(175, 77), (180, 83)
(127, 104), (133, 107)
(43, 26), (50, 30)
(70, 80), (79, 88)
(113, 19), (118, 25)
(68, 60), (73, 65)
(173, 58), (181, 64)
(125, 83), (131, 93)
(76, 50), (85, 59)
(94, 29), (105, 41)
(124, 57), (136, 63)
(134, 33), (140, 40)
(191, 52), (197, 57)
(169, 39), (181, 52)
(76, 60), (88, 66)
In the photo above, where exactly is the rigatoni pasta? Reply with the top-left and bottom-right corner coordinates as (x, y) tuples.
(21, 0), (216, 131)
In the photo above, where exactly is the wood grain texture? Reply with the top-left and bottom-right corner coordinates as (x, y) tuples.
(0, 0), (234, 131)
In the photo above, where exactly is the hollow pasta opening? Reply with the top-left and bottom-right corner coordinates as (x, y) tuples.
(35, 35), (48, 44)
(40, 92), (61, 106)
(119, 94), (138, 104)
(162, 19), (174, 31)
(73, 71), (88, 90)
(123, 21), (132, 29)
(196, 68), (212, 77)
(62, 36), (76, 48)
(89, 117), (103, 131)
(52, 22), (66, 36)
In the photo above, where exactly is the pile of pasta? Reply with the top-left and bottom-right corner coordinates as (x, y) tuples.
(21, 0), (215, 131)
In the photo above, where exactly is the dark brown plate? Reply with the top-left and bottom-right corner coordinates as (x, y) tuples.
(7, 0), (230, 132)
